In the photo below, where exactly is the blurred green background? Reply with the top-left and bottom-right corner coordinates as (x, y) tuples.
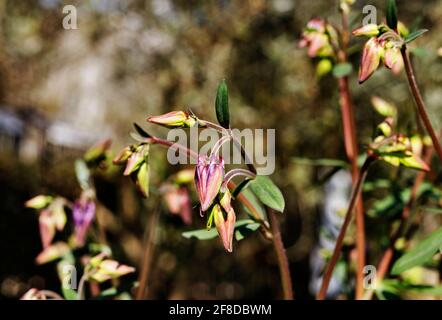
(0, 0), (441, 300)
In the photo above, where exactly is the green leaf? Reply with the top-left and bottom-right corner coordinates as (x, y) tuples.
(136, 162), (149, 198)
(182, 220), (261, 242)
(215, 80), (230, 128)
(248, 175), (285, 212)
(133, 123), (151, 138)
(232, 179), (252, 198)
(391, 227), (442, 275)
(386, 0), (398, 30)
(234, 220), (261, 241)
(182, 228), (218, 240)
(332, 63), (353, 78)
(404, 29), (428, 44)
(75, 160), (90, 190)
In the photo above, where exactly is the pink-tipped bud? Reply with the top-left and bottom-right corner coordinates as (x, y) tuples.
(384, 47), (403, 74)
(358, 38), (384, 83)
(212, 204), (236, 253)
(194, 155), (224, 212)
(147, 111), (196, 128)
(352, 24), (379, 37)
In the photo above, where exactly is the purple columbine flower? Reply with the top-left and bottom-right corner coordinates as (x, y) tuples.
(195, 155), (224, 212)
(73, 199), (96, 246)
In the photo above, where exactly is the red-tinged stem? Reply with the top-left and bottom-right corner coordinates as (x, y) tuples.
(317, 156), (375, 300)
(402, 48), (442, 165)
(268, 208), (294, 300)
(150, 136), (199, 159)
(136, 206), (160, 300)
(337, 9), (366, 300)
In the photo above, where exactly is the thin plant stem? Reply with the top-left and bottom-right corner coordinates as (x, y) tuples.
(337, 8), (366, 300)
(317, 156), (375, 300)
(402, 47), (442, 164)
(136, 206), (160, 300)
(268, 208), (294, 300)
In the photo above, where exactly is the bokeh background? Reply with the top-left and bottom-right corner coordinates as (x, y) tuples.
(0, 0), (441, 300)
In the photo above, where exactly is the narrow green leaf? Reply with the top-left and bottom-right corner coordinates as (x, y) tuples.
(386, 0), (398, 30)
(232, 179), (252, 198)
(391, 227), (442, 275)
(248, 175), (285, 212)
(75, 160), (90, 190)
(182, 219), (260, 242)
(215, 80), (230, 128)
(332, 63), (353, 78)
(182, 228), (218, 240)
(133, 123), (151, 138)
(404, 29), (428, 44)
(234, 220), (261, 241)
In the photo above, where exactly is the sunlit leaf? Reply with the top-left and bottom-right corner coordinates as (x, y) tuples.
(248, 176), (285, 212)
(391, 227), (442, 275)
(215, 80), (230, 128)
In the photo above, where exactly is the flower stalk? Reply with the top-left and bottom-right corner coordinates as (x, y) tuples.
(401, 47), (442, 165)
(317, 156), (375, 300)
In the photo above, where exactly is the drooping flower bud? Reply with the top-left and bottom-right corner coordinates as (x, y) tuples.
(163, 185), (192, 225)
(194, 155), (224, 212)
(352, 24), (380, 37)
(358, 37), (384, 83)
(299, 18), (335, 59)
(147, 111), (196, 128)
(212, 204), (236, 253)
(123, 144), (148, 176)
(73, 196), (96, 246)
(87, 254), (135, 283)
(39, 209), (55, 249)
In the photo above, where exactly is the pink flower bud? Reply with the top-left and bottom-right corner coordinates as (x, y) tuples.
(212, 204), (236, 253)
(164, 185), (192, 225)
(352, 24), (379, 37)
(147, 111), (196, 128)
(358, 38), (384, 83)
(194, 155), (224, 212)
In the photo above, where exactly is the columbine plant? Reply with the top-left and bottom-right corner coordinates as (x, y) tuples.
(354, 0), (442, 166)
(114, 80), (292, 299)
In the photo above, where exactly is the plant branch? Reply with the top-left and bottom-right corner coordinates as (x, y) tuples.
(136, 206), (160, 300)
(317, 156), (375, 300)
(337, 8), (366, 300)
(402, 47), (442, 164)
(268, 208), (294, 300)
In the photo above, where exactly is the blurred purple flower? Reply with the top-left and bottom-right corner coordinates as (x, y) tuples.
(73, 199), (96, 246)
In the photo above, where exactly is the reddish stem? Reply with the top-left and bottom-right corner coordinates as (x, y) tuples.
(268, 208), (294, 300)
(402, 48), (442, 165)
(317, 157), (374, 300)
